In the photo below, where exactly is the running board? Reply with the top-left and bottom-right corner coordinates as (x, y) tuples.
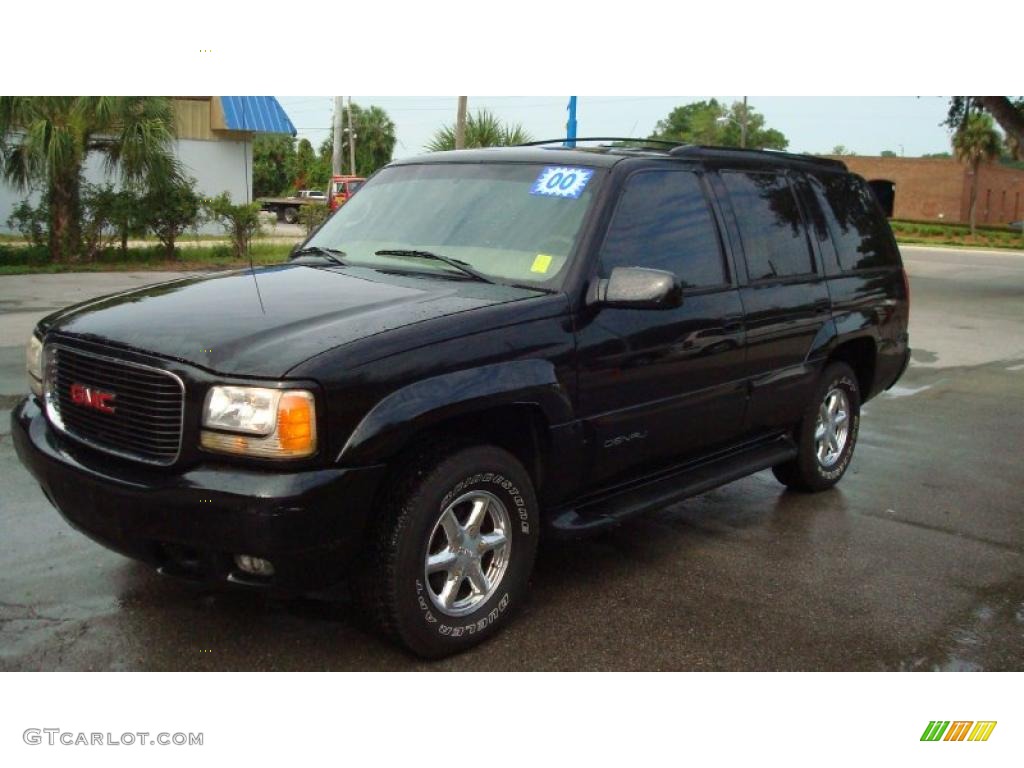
(545, 435), (797, 538)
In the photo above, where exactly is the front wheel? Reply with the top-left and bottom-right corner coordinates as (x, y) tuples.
(359, 443), (539, 658)
(772, 361), (861, 492)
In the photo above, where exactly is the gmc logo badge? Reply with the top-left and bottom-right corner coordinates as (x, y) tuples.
(69, 383), (116, 414)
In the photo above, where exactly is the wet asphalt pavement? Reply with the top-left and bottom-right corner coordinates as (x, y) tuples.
(1, 247), (1022, 670)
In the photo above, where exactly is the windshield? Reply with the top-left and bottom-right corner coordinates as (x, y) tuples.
(307, 162), (604, 287)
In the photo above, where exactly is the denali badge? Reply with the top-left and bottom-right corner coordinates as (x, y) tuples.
(69, 383), (116, 414)
(604, 431), (648, 449)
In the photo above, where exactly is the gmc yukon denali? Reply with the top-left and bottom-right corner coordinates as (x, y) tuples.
(13, 142), (910, 657)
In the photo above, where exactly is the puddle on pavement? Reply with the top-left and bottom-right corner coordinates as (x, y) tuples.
(883, 579), (1024, 671)
(883, 384), (933, 398)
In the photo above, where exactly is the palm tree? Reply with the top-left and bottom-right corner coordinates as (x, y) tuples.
(426, 109), (532, 152)
(952, 112), (1002, 233)
(353, 105), (396, 175)
(0, 97), (179, 260)
(316, 103), (397, 178)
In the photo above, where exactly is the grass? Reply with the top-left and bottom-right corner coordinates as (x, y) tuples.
(0, 242), (296, 275)
(890, 220), (1024, 250)
(2, 219), (1021, 275)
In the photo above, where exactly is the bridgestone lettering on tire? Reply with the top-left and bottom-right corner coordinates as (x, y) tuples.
(358, 442), (539, 658)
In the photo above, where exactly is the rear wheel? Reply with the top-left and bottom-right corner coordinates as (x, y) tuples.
(358, 442), (539, 658)
(772, 361), (861, 492)
(283, 206), (299, 224)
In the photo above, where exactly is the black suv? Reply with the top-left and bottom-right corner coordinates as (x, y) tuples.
(13, 143), (910, 657)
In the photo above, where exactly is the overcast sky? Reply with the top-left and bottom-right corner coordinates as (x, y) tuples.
(277, 96), (958, 159)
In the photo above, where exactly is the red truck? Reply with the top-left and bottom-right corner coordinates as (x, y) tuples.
(329, 175), (365, 211)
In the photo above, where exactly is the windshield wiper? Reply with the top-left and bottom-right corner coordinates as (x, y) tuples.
(290, 246), (349, 266)
(374, 249), (495, 284)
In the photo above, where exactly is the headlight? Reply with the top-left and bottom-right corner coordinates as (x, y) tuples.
(26, 334), (43, 397)
(201, 386), (317, 459)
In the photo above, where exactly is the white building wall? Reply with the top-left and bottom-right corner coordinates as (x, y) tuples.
(0, 137), (254, 236)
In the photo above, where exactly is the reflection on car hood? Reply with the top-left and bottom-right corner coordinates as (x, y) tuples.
(40, 264), (541, 377)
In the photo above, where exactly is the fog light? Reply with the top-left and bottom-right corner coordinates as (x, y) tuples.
(234, 554), (275, 577)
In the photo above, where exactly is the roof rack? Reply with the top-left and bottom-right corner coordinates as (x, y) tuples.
(517, 137), (684, 148)
(668, 144), (847, 170)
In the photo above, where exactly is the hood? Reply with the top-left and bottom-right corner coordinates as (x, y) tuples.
(41, 264), (541, 377)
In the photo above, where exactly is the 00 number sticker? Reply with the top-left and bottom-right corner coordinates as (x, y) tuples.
(529, 166), (594, 199)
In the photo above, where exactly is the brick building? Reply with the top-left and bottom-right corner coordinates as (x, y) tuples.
(829, 156), (1024, 226)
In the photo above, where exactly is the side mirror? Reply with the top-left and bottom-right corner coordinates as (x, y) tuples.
(588, 267), (683, 309)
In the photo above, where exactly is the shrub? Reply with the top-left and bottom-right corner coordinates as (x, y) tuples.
(204, 193), (263, 259)
(80, 184), (126, 259)
(297, 202), (329, 236)
(6, 198), (49, 247)
(141, 175), (202, 258)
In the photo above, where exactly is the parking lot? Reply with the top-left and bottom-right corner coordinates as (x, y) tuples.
(0, 245), (1021, 670)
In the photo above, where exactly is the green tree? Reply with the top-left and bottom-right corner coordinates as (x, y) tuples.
(80, 184), (122, 259)
(952, 113), (1003, 233)
(831, 145), (855, 156)
(947, 97), (1024, 155)
(0, 96), (179, 261)
(294, 138), (328, 191)
(426, 109), (532, 151)
(141, 174), (201, 258)
(204, 192), (263, 259)
(650, 99), (788, 150)
(253, 134), (296, 197)
(6, 197), (48, 247)
(297, 202), (329, 236)
(320, 102), (397, 176)
(108, 187), (149, 255)
(880, 150), (898, 157)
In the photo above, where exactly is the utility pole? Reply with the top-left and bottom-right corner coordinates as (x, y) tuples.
(740, 95), (748, 149)
(331, 96), (344, 177)
(455, 96), (468, 150)
(346, 96), (356, 176)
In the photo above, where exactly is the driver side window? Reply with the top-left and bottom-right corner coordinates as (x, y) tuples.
(599, 170), (726, 289)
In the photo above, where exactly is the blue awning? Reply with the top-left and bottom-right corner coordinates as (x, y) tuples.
(219, 96), (296, 135)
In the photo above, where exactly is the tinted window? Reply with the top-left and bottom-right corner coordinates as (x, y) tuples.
(308, 163), (602, 287)
(600, 171), (725, 288)
(721, 171), (814, 280)
(816, 175), (897, 271)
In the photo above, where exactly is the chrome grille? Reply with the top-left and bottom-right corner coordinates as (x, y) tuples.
(46, 344), (185, 465)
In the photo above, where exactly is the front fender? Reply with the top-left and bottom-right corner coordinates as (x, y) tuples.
(337, 359), (573, 465)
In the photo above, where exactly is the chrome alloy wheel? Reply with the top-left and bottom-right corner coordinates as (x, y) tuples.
(815, 387), (851, 468)
(424, 490), (512, 617)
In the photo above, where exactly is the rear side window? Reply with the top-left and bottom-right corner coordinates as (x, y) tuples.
(600, 170), (726, 289)
(815, 175), (897, 271)
(721, 171), (814, 280)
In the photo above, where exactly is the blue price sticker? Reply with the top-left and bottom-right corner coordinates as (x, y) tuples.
(530, 166), (594, 199)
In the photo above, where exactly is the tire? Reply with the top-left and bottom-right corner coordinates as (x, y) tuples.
(359, 442), (539, 658)
(772, 361), (861, 492)
(283, 206), (299, 224)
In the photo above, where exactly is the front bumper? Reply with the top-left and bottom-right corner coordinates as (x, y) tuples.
(11, 396), (386, 592)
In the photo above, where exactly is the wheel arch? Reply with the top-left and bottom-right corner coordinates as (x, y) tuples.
(336, 360), (572, 490)
(826, 335), (878, 400)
